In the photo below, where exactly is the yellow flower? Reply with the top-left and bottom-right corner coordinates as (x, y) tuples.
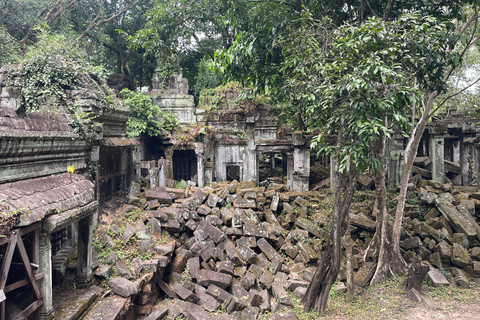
(67, 165), (75, 174)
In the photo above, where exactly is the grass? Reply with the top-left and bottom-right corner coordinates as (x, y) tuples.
(287, 277), (480, 320)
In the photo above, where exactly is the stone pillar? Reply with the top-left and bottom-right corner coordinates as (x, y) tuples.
(39, 233), (54, 319)
(461, 137), (475, 186)
(286, 152), (293, 190)
(77, 215), (93, 283)
(387, 132), (404, 190)
(246, 139), (258, 184)
(164, 147), (174, 181)
(293, 147), (310, 192)
(270, 152), (275, 169)
(453, 140), (461, 164)
(158, 158), (167, 187)
(195, 142), (205, 187)
(429, 125), (446, 183)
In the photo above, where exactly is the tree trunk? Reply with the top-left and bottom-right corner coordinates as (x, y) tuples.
(345, 214), (355, 300)
(391, 92), (437, 276)
(369, 114), (392, 285)
(303, 132), (357, 312)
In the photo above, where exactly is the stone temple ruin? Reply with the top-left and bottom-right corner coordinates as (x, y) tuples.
(0, 68), (480, 319)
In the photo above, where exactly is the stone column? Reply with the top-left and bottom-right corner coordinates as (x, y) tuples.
(293, 147), (310, 192)
(195, 142), (205, 187)
(164, 147), (174, 181)
(461, 137), (475, 186)
(39, 233), (54, 319)
(453, 140), (461, 164)
(387, 133), (405, 190)
(158, 158), (167, 187)
(77, 215), (93, 283)
(429, 126), (446, 183)
(286, 152), (293, 190)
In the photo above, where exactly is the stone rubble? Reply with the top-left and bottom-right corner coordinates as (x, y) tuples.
(93, 174), (480, 319)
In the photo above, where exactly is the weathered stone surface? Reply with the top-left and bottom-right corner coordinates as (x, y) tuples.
(451, 243), (471, 268)
(206, 284), (234, 303)
(435, 200), (479, 241)
(271, 282), (292, 306)
(197, 269), (232, 289)
(470, 247), (480, 261)
(216, 260), (235, 276)
(196, 220), (226, 244)
(171, 249), (190, 274)
(197, 288), (221, 312)
(400, 237), (422, 250)
(243, 224), (269, 238)
(434, 241), (452, 260)
(350, 212), (376, 231)
(294, 196), (308, 208)
(427, 269), (449, 287)
(452, 268), (470, 288)
(258, 269), (274, 290)
(207, 193), (220, 208)
(173, 282), (199, 303)
(270, 194), (280, 212)
(144, 307), (169, 320)
(237, 245), (257, 264)
(296, 241), (318, 263)
(145, 186), (175, 204)
(116, 260), (132, 279)
(358, 174), (374, 189)
(295, 218), (326, 238)
(257, 238), (283, 262)
(240, 271), (256, 290)
(109, 277), (138, 297)
(233, 198), (257, 209)
(220, 207), (234, 225)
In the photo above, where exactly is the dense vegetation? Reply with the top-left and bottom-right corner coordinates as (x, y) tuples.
(3, 0), (480, 313)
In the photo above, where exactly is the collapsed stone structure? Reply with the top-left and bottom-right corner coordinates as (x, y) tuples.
(138, 74), (310, 194)
(1, 65), (480, 320)
(0, 65), (135, 319)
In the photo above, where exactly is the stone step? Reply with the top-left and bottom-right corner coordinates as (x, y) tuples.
(53, 286), (101, 320)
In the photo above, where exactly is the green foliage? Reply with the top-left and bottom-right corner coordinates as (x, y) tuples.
(193, 57), (223, 101)
(280, 12), (463, 173)
(121, 88), (179, 137)
(176, 179), (186, 189)
(16, 27), (107, 116)
(0, 26), (21, 66)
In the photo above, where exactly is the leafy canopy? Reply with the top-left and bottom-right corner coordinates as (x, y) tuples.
(121, 88), (179, 137)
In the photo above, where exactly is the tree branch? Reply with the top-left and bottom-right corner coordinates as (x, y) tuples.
(382, 0), (395, 20)
(430, 76), (480, 117)
(248, 0), (303, 12)
(362, 0), (379, 18)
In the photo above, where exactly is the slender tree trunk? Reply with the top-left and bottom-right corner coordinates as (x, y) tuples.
(303, 131), (357, 312)
(391, 91), (437, 275)
(345, 214), (355, 300)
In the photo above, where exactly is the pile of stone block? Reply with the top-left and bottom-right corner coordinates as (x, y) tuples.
(140, 180), (327, 319)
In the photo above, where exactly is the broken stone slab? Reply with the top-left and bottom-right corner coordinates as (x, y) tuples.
(295, 218), (326, 239)
(116, 260), (133, 280)
(173, 282), (199, 303)
(271, 282), (292, 306)
(451, 243), (472, 268)
(144, 307), (169, 320)
(400, 236), (422, 250)
(171, 248), (190, 274)
(205, 284), (234, 304)
(243, 224), (269, 238)
(435, 199), (479, 241)
(270, 194), (280, 212)
(349, 212), (376, 231)
(412, 166), (432, 179)
(258, 269), (274, 290)
(146, 186), (175, 204)
(296, 241), (318, 263)
(206, 215), (224, 226)
(240, 271), (256, 290)
(216, 261), (235, 276)
(237, 245), (257, 264)
(197, 269), (232, 290)
(109, 277), (138, 297)
(452, 268), (470, 288)
(434, 241), (452, 260)
(284, 279), (309, 291)
(264, 209), (282, 227)
(196, 220), (226, 244)
(163, 220), (183, 233)
(176, 300), (213, 320)
(220, 207), (234, 225)
(233, 198), (257, 209)
(207, 193), (220, 208)
(257, 238), (284, 263)
(196, 287), (221, 312)
(294, 196), (308, 208)
(426, 269), (449, 287)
